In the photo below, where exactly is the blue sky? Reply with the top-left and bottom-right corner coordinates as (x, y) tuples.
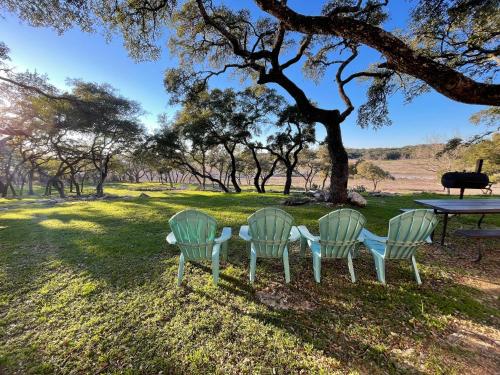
(0, 1), (492, 148)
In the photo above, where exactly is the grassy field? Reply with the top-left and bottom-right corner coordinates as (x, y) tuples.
(1, 184), (499, 374)
(267, 158), (500, 195)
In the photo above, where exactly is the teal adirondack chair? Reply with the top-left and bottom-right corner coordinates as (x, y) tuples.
(361, 209), (438, 285)
(167, 209), (231, 286)
(298, 209), (366, 283)
(239, 208), (299, 283)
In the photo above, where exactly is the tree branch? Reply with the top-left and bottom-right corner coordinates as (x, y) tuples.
(253, 0), (500, 105)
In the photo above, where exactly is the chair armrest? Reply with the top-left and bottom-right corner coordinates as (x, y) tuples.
(359, 228), (387, 243)
(289, 226), (301, 242)
(166, 232), (177, 245)
(239, 225), (252, 241)
(297, 225), (320, 243)
(215, 227), (232, 244)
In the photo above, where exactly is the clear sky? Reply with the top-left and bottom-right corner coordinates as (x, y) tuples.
(0, 1), (492, 148)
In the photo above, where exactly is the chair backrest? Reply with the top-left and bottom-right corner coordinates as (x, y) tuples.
(385, 209), (438, 259)
(248, 207), (294, 258)
(169, 209), (217, 260)
(318, 209), (366, 258)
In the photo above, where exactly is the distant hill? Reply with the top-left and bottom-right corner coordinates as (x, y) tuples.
(346, 144), (443, 160)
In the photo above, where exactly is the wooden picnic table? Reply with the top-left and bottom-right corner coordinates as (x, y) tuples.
(414, 199), (500, 245)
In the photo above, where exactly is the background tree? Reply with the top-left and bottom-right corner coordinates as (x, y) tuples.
(355, 161), (394, 191)
(265, 105), (315, 195)
(297, 149), (323, 191)
(69, 81), (145, 197)
(3, 1), (497, 203)
(317, 145), (331, 190)
(461, 134), (500, 183)
(153, 122), (230, 192)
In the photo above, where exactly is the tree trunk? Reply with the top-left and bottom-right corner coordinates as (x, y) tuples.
(19, 174), (26, 196)
(321, 170), (329, 191)
(95, 167), (108, 197)
(8, 181), (16, 196)
(2, 174), (16, 197)
(47, 177), (65, 198)
(325, 121), (349, 204)
(260, 158), (279, 193)
(28, 169), (34, 195)
(70, 175), (81, 196)
(54, 179), (65, 198)
(248, 146), (263, 193)
(224, 144), (241, 193)
(283, 163), (293, 195)
(167, 172), (174, 188)
(80, 173), (86, 194)
(96, 172), (106, 197)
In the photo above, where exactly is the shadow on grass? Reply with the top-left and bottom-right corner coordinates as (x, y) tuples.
(1, 194), (499, 373)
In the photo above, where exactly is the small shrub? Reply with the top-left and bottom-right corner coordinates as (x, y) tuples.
(348, 185), (367, 193)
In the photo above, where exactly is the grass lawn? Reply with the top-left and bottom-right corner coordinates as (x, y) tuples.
(1, 184), (499, 374)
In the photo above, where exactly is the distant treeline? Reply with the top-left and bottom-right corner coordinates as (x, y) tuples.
(347, 144), (443, 160)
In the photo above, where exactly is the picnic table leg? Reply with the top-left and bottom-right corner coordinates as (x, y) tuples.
(477, 214), (485, 228)
(440, 213), (449, 246)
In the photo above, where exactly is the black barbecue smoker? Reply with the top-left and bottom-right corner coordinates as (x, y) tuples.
(441, 159), (490, 199)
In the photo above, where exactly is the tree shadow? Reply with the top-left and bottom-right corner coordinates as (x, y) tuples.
(1, 195), (499, 373)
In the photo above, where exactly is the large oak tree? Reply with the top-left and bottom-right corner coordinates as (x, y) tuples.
(1, 0), (498, 202)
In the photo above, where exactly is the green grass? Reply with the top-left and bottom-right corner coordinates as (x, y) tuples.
(1, 185), (499, 374)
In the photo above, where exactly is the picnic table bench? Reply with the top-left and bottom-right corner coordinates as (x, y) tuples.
(455, 229), (500, 262)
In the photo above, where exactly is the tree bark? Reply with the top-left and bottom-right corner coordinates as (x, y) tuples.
(19, 174), (26, 196)
(260, 158), (279, 193)
(224, 143), (241, 193)
(321, 170), (329, 191)
(248, 146), (263, 193)
(96, 170), (107, 197)
(70, 175), (81, 196)
(46, 177), (65, 198)
(28, 169), (34, 195)
(325, 121), (349, 204)
(283, 163), (293, 195)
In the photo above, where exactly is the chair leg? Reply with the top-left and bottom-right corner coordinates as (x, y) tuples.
(373, 256), (386, 284)
(347, 252), (356, 283)
(212, 248), (220, 285)
(249, 246), (257, 283)
(373, 255), (379, 280)
(221, 241), (228, 262)
(177, 253), (185, 286)
(312, 252), (321, 283)
(378, 258), (386, 285)
(283, 248), (291, 283)
(411, 255), (422, 285)
(300, 237), (307, 257)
